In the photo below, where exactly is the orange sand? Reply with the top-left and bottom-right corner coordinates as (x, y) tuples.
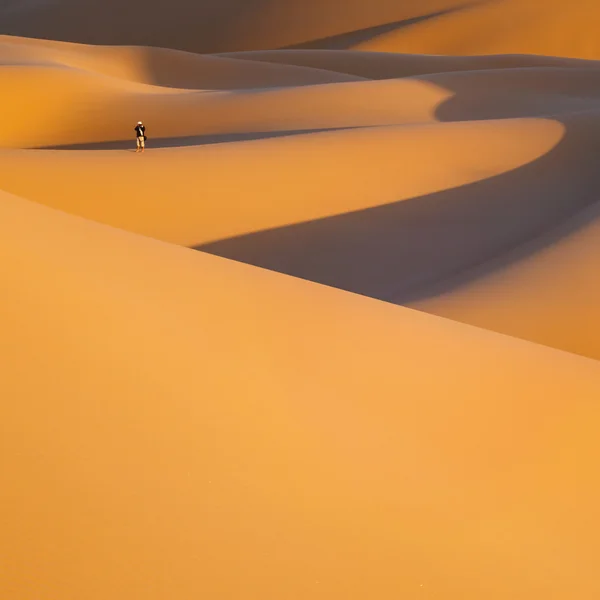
(4, 191), (600, 600)
(2, 0), (600, 58)
(2, 2), (600, 599)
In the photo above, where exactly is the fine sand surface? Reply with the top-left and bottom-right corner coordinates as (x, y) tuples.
(2, 1), (600, 599)
(4, 192), (600, 600)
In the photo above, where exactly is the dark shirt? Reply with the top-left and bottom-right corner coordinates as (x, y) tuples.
(135, 124), (145, 137)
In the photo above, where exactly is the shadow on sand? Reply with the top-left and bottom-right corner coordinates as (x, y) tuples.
(194, 94), (600, 305)
(39, 127), (360, 150)
(282, 2), (485, 51)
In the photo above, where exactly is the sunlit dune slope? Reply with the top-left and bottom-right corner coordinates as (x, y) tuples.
(0, 69), (441, 148)
(2, 0), (600, 60)
(0, 35), (359, 90)
(358, 0), (600, 60)
(0, 118), (564, 246)
(3, 190), (600, 600)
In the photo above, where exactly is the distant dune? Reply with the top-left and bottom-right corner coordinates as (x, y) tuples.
(0, 0), (599, 58)
(2, 1), (600, 599)
(0, 0), (468, 53)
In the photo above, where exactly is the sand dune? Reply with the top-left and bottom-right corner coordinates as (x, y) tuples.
(0, 35), (360, 89)
(4, 191), (600, 600)
(0, 118), (564, 241)
(221, 48), (600, 79)
(3, 0), (600, 598)
(0, 0), (469, 54)
(1, 35), (599, 360)
(2, 0), (600, 59)
(357, 0), (600, 59)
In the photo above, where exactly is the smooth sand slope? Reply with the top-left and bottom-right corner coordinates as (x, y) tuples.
(3, 191), (600, 600)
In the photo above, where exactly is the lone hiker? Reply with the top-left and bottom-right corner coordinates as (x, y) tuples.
(134, 121), (146, 153)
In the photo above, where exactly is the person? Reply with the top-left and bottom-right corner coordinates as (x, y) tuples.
(134, 121), (146, 153)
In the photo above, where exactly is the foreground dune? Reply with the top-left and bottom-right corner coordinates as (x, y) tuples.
(3, 191), (600, 600)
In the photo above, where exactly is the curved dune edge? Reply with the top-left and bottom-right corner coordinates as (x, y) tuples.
(0, 72), (448, 148)
(410, 199), (600, 360)
(3, 190), (600, 600)
(0, 118), (564, 244)
(0, 35), (362, 89)
(356, 0), (600, 60)
(220, 49), (600, 79)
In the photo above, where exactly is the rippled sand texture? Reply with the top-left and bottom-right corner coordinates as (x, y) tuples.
(2, 1), (600, 599)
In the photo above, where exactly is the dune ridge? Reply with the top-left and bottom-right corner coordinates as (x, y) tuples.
(3, 1), (600, 598)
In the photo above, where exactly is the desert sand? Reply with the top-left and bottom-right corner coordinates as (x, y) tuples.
(2, 1), (600, 598)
